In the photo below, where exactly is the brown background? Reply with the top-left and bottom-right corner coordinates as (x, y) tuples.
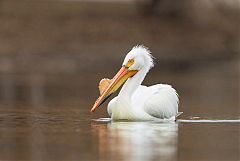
(0, 0), (239, 117)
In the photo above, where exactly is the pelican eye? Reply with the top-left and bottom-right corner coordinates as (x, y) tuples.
(126, 59), (134, 68)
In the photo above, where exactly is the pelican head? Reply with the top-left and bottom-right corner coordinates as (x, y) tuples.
(91, 45), (154, 112)
(122, 45), (154, 71)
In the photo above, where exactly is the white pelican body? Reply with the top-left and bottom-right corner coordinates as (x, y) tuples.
(91, 45), (179, 121)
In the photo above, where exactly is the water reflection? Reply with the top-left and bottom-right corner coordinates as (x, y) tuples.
(92, 121), (178, 161)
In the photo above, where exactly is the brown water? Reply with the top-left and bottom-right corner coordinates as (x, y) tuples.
(0, 107), (239, 161)
(0, 59), (239, 161)
(0, 58), (239, 161)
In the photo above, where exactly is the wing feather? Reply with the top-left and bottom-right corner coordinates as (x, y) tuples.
(143, 84), (179, 119)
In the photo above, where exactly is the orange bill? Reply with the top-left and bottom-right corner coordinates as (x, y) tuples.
(91, 66), (137, 112)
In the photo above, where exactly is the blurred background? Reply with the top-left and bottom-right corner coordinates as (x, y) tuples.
(0, 0), (239, 117)
(0, 0), (239, 161)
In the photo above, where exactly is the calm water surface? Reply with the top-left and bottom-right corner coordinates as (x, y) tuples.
(0, 108), (239, 161)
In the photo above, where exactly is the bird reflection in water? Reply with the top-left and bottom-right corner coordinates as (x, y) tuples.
(92, 121), (178, 161)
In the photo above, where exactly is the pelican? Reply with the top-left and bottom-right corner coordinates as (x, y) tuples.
(91, 45), (180, 121)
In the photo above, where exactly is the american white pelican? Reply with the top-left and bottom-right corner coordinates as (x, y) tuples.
(91, 45), (180, 121)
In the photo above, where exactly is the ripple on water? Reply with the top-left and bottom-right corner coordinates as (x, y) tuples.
(92, 117), (240, 123)
(0, 110), (88, 132)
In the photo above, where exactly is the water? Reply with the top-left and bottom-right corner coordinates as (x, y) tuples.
(0, 60), (238, 161)
(0, 108), (239, 161)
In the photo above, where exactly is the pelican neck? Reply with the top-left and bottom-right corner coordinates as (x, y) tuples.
(118, 66), (149, 100)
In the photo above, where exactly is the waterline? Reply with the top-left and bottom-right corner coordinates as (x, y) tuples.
(177, 119), (240, 123)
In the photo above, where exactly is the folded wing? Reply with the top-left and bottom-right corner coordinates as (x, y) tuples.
(133, 84), (179, 119)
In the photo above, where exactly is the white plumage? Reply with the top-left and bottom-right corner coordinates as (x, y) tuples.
(106, 45), (180, 121)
